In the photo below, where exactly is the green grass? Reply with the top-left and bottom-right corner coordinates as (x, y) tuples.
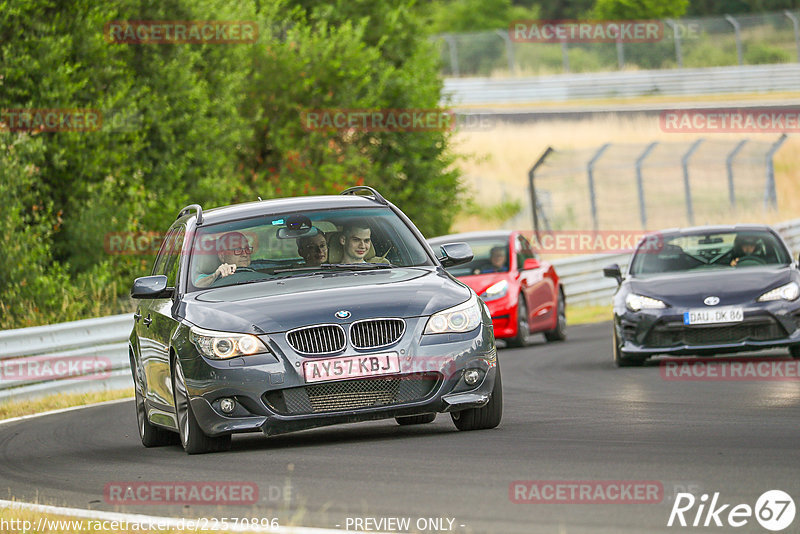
(0, 389), (133, 421)
(567, 304), (612, 325)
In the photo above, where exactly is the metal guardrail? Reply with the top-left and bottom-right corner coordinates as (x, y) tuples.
(443, 64), (800, 105)
(0, 315), (133, 403)
(2, 217), (800, 403)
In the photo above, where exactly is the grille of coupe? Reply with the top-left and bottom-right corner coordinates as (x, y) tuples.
(264, 373), (440, 415)
(350, 319), (405, 349)
(645, 318), (785, 347)
(287, 324), (346, 354)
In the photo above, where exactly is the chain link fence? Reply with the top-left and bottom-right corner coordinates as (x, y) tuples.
(515, 136), (787, 234)
(435, 10), (800, 77)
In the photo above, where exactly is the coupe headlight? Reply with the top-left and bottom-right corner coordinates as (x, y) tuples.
(189, 326), (270, 359)
(425, 294), (482, 334)
(480, 280), (508, 301)
(757, 281), (800, 302)
(625, 293), (667, 312)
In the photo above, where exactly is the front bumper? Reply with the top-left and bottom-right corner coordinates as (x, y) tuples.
(616, 301), (800, 357)
(485, 298), (516, 338)
(176, 317), (497, 437)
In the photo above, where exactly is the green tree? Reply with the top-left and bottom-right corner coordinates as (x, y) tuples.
(593, 0), (689, 19)
(238, 0), (464, 236)
(0, 0), (466, 326)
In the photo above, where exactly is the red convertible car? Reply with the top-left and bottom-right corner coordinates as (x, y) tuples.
(428, 230), (566, 347)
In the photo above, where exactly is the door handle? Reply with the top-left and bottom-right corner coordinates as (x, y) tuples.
(133, 312), (142, 322)
(142, 315), (152, 327)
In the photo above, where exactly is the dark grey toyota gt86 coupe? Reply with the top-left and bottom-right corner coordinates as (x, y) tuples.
(129, 187), (501, 453)
(604, 224), (800, 367)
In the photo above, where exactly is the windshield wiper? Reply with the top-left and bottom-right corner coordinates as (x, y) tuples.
(272, 263), (395, 274)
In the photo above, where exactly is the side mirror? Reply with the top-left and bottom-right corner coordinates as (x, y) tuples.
(438, 242), (473, 268)
(131, 275), (174, 299)
(522, 258), (541, 270)
(603, 263), (622, 285)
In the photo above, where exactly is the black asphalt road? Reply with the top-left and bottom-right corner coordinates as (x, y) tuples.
(2, 322), (800, 533)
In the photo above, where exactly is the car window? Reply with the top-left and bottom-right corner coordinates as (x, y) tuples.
(516, 235), (535, 268)
(151, 227), (177, 276)
(436, 237), (509, 276)
(164, 226), (186, 287)
(630, 230), (791, 276)
(187, 207), (433, 291)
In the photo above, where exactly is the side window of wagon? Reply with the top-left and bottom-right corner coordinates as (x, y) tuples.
(163, 226), (186, 288)
(151, 228), (177, 276)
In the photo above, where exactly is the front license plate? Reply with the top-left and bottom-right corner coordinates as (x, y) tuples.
(683, 307), (744, 325)
(303, 353), (401, 383)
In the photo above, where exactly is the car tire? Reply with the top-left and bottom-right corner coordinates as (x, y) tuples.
(451, 364), (503, 431)
(133, 363), (177, 447)
(395, 413), (436, 425)
(544, 290), (567, 342)
(172, 358), (231, 454)
(506, 297), (531, 348)
(790, 345), (800, 359)
(612, 325), (645, 367)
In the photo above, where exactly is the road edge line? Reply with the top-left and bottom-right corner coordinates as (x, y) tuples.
(0, 397), (133, 426)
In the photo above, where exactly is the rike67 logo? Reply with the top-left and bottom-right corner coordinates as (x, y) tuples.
(668, 490), (795, 531)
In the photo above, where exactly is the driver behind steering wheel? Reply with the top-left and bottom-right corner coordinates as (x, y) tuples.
(194, 231), (253, 287)
(730, 234), (760, 267)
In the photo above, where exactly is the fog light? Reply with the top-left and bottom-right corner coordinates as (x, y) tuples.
(463, 369), (480, 385)
(219, 398), (236, 414)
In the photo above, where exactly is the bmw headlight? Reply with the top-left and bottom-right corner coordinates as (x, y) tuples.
(480, 280), (508, 301)
(625, 293), (667, 312)
(757, 281), (800, 302)
(425, 294), (483, 334)
(189, 326), (270, 359)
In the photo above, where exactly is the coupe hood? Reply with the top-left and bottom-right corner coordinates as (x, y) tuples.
(458, 272), (508, 295)
(182, 267), (472, 334)
(628, 266), (793, 307)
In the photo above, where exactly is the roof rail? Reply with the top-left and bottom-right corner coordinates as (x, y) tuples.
(340, 186), (387, 205)
(177, 204), (203, 225)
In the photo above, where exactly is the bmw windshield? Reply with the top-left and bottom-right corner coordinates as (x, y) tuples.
(187, 207), (434, 291)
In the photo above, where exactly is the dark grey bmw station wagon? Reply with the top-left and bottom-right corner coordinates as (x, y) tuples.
(129, 187), (502, 453)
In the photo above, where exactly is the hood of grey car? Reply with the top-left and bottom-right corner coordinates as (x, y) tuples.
(183, 267), (472, 334)
(627, 266), (793, 307)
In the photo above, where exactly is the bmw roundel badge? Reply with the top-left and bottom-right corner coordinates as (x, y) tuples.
(335, 310), (351, 319)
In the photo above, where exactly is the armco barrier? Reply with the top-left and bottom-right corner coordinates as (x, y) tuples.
(443, 64), (800, 105)
(0, 315), (133, 403)
(1, 218), (800, 402)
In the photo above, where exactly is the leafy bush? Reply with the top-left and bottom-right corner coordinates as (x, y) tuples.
(0, 0), (465, 328)
(744, 42), (792, 64)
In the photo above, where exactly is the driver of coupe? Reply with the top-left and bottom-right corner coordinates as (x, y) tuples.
(730, 234), (759, 267)
(194, 231), (253, 287)
(340, 222), (371, 263)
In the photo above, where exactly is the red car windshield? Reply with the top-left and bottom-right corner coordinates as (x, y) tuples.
(440, 239), (510, 276)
